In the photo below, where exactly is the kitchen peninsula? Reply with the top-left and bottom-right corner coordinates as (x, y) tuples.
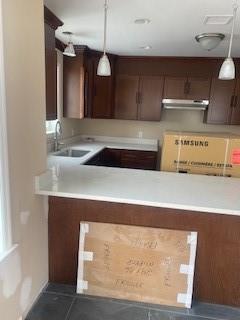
(36, 137), (240, 308)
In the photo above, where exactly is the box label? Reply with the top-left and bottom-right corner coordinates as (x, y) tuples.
(232, 149), (240, 165)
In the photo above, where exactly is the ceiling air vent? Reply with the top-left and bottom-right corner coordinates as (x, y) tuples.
(204, 15), (233, 25)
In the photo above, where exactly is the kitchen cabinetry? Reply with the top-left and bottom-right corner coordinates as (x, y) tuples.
(114, 75), (139, 120)
(163, 76), (211, 100)
(90, 55), (116, 119)
(114, 75), (164, 121)
(63, 50), (116, 119)
(230, 79), (240, 125)
(121, 150), (157, 170)
(138, 76), (164, 121)
(63, 48), (87, 119)
(44, 7), (63, 120)
(205, 79), (236, 124)
(85, 148), (157, 170)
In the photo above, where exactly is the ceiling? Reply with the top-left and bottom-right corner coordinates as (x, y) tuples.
(44, 0), (240, 57)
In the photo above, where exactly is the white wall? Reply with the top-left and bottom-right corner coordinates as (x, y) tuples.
(66, 110), (240, 145)
(0, 0), (48, 319)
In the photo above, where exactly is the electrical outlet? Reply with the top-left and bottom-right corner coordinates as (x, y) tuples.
(138, 131), (143, 138)
(71, 129), (75, 136)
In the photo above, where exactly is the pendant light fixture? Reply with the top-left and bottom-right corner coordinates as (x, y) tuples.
(219, 4), (238, 80)
(97, 0), (111, 76)
(63, 32), (76, 57)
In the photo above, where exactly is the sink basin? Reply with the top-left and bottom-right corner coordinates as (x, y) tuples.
(54, 149), (90, 158)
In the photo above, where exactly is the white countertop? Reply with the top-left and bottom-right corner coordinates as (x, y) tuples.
(47, 136), (158, 169)
(36, 136), (240, 217)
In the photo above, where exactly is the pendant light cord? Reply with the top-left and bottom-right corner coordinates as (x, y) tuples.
(103, 0), (108, 55)
(228, 3), (238, 57)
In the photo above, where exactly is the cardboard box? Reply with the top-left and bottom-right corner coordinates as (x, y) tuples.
(161, 131), (240, 178)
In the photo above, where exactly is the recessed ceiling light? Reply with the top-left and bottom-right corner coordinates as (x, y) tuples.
(134, 18), (151, 24)
(204, 15), (233, 25)
(140, 45), (152, 50)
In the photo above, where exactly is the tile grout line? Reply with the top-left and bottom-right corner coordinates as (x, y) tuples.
(44, 288), (238, 320)
(64, 297), (76, 320)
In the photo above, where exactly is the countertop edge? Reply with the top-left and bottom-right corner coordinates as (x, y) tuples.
(35, 189), (240, 217)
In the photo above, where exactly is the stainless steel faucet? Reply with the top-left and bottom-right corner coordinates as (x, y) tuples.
(54, 120), (64, 152)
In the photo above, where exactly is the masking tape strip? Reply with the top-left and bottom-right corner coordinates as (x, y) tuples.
(176, 133), (182, 173)
(223, 138), (230, 177)
(81, 222), (89, 234)
(77, 222), (90, 294)
(79, 251), (94, 261)
(179, 264), (194, 275)
(178, 232), (197, 308)
(77, 280), (88, 291)
(177, 293), (192, 307)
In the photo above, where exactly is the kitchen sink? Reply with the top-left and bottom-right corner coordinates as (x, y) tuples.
(54, 149), (90, 158)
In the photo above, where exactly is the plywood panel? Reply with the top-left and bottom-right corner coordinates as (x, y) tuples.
(77, 221), (197, 308)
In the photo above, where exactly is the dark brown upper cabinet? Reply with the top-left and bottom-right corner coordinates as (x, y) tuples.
(163, 77), (186, 99)
(205, 78), (236, 124)
(138, 76), (164, 121)
(230, 79), (240, 125)
(186, 77), (211, 100)
(90, 56), (115, 119)
(44, 7), (63, 120)
(63, 50), (86, 119)
(163, 76), (211, 100)
(114, 75), (139, 120)
(114, 75), (164, 121)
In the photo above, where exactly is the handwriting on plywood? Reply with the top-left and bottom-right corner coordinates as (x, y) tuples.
(77, 222), (197, 308)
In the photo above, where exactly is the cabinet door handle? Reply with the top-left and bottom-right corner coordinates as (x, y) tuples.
(234, 95), (238, 108)
(139, 92), (143, 104)
(136, 92), (141, 104)
(184, 81), (191, 95)
(184, 82), (187, 95)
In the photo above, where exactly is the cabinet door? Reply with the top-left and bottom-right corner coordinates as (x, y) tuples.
(163, 77), (187, 99)
(91, 58), (114, 119)
(102, 148), (121, 167)
(206, 79), (235, 124)
(114, 75), (139, 120)
(230, 79), (240, 125)
(45, 23), (57, 120)
(121, 150), (157, 170)
(63, 55), (85, 119)
(138, 76), (164, 121)
(187, 77), (211, 100)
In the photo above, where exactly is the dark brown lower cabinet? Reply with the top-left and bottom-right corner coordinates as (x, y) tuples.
(85, 148), (157, 170)
(120, 150), (157, 170)
(49, 197), (240, 307)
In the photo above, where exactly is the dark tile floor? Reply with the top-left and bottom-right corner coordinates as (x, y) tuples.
(25, 283), (240, 320)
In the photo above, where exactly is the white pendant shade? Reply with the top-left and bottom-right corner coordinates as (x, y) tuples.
(63, 42), (76, 57)
(219, 4), (238, 80)
(97, 54), (111, 76)
(97, 0), (111, 77)
(219, 57), (235, 80)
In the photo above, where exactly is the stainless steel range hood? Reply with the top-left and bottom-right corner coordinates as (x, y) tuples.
(162, 99), (209, 110)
